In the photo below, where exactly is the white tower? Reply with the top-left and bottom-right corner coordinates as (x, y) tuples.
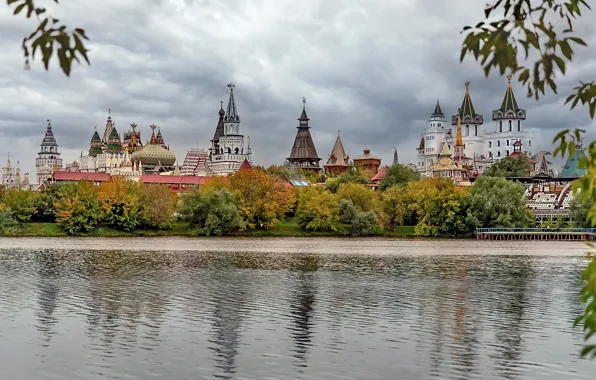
(36, 120), (63, 184)
(485, 74), (537, 160)
(449, 81), (484, 159)
(209, 83), (252, 175)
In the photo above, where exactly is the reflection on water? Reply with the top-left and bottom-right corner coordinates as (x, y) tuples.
(0, 238), (592, 380)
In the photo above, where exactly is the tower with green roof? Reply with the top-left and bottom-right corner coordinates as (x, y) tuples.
(450, 81), (485, 160)
(106, 126), (124, 153)
(485, 74), (536, 160)
(89, 129), (103, 156)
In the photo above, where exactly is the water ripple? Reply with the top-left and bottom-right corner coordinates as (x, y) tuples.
(0, 238), (593, 379)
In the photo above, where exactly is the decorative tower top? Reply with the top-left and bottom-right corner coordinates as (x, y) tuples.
(225, 83), (239, 122)
(393, 148), (399, 165)
(156, 127), (168, 150)
(212, 101), (226, 144)
(40, 119), (58, 149)
(298, 97), (310, 126)
(431, 99), (444, 118)
(149, 124), (158, 144)
(102, 108), (115, 144)
(453, 81), (483, 125)
(493, 73), (526, 120)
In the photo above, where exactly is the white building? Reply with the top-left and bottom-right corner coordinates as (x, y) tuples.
(2, 155), (21, 189)
(209, 83), (252, 176)
(416, 78), (538, 176)
(485, 74), (537, 160)
(36, 120), (63, 184)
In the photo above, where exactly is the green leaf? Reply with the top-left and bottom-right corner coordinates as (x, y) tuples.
(570, 37), (588, 46)
(560, 39), (574, 60)
(13, 3), (26, 15)
(553, 55), (566, 74)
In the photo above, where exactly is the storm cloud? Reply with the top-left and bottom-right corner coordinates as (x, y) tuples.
(1, 0), (595, 177)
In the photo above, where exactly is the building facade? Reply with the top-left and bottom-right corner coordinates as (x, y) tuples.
(79, 112), (131, 173)
(209, 83), (252, 176)
(36, 120), (63, 184)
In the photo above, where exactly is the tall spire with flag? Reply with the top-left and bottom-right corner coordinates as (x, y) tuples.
(453, 111), (465, 164)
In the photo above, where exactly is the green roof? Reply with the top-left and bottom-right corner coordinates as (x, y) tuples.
(109, 126), (119, 139)
(499, 84), (520, 113)
(107, 126), (123, 153)
(459, 89), (477, 119)
(558, 147), (587, 178)
(91, 130), (101, 142)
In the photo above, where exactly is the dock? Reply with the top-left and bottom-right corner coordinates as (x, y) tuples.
(476, 228), (596, 241)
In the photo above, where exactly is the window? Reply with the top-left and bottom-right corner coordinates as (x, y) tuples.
(497, 141), (501, 147)
(500, 121), (503, 132)
(475, 125), (478, 136)
(466, 125), (469, 136)
(506, 150), (510, 156)
(529, 140), (531, 147)
(489, 141), (492, 148)
(497, 151), (501, 157)
(517, 120), (521, 131)
(508, 120), (512, 131)
(506, 139), (509, 146)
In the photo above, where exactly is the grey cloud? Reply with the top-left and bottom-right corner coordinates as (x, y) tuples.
(1, 0), (595, 177)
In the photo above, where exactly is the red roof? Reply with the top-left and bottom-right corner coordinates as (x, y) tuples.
(239, 159), (253, 171)
(53, 172), (111, 182)
(371, 165), (389, 182)
(140, 174), (210, 185)
(274, 181), (293, 188)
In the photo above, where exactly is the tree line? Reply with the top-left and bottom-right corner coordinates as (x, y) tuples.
(1, 163), (537, 236)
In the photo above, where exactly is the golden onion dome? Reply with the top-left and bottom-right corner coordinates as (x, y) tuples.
(131, 143), (176, 166)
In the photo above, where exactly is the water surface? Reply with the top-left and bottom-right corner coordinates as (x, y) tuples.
(0, 237), (592, 379)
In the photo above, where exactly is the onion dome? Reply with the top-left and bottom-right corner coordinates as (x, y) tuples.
(131, 124), (176, 166)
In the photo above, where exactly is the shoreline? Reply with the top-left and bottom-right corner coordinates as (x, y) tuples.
(0, 221), (471, 239)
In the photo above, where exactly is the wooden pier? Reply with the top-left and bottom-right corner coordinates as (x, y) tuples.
(476, 228), (596, 241)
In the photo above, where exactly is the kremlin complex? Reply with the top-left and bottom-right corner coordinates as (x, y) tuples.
(1, 78), (587, 221)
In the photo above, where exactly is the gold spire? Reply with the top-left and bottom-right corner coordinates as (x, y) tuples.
(456, 111), (463, 146)
(149, 124), (158, 144)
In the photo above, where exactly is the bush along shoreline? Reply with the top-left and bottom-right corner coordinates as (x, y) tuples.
(0, 164), (554, 238)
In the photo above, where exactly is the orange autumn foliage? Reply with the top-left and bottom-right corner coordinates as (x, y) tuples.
(228, 168), (295, 229)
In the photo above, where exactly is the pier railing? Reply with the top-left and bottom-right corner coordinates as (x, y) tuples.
(475, 227), (596, 240)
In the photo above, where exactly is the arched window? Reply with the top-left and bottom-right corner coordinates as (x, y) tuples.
(499, 121), (502, 132)
(517, 120), (521, 131)
(508, 120), (512, 131)
(465, 125), (469, 136)
(235, 147), (239, 154)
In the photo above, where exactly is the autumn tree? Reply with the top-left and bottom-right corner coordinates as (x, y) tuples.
(295, 186), (340, 232)
(406, 178), (468, 236)
(140, 184), (179, 230)
(8, 0), (90, 76)
(483, 155), (532, 177)
(228, 169), (295, 230)
(378, 164), (419, 191)
(98, 177), (142, 231)
(325, 172), (370, 193)
(55, 180), (103, 235)
(381, 185), (410, 229)
(178, 187), (244, 236)
(461, 0), (595, 357)
(336, 183), (384, 235)
(0, 189), (37, 224)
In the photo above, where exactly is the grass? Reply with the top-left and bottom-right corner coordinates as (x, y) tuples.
(3, 219), (464, 238)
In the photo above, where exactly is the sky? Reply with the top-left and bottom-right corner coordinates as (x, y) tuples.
(1, 0), (596, 179)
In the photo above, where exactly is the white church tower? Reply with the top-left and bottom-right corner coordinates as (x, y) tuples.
(449, 81), (485, 159)
(36, 120), (63, 184)
(416, 100), (449, 175)
(209, 83), (252, 175)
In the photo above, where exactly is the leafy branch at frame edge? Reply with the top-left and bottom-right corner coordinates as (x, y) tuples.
(8, 0), (90, 76)
(459, 0), (596, 120)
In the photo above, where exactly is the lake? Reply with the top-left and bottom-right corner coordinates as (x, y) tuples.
(0, 237), (593, 379)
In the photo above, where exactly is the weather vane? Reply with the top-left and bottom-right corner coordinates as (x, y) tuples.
(302, 97), (306, 106)
(507, 73), (513, 83)
(465, 81), (470, 90)
(220, 100), (224, 108)
(228, 83), (235, 88)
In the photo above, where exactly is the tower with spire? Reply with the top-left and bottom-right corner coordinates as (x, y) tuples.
(417, 99), (449, 175)
(324, 131), (350, 175)
(486, 73), (536, 160)
(209, 83), (252, 176)
(449, 81), (484, 160)
(2, 154), (22, 189)
(36, 120), (63, 184)
(286, 97), (321, 171)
